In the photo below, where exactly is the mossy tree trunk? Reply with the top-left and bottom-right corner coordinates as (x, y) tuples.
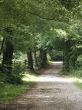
(69, 46), (78, 70)
(63, 40), (77, 72)
(40, 49), (48, 68)
(2, 39), (14, 73)
(27, 48), (34, 70)
(63, 40), (71, 72)
(34, 50), (38, 67)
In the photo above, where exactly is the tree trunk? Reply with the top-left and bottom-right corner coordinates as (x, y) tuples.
(27, 49), (34, 70)
(0, 37), (6, 55)
(63, 40), (71, 72)
(34, 51), (38, 67)
(63, 40), (77, 72)
(2, 39), (14, 73)
(40, 49), (47, 68)
(69, 46), (78, 69)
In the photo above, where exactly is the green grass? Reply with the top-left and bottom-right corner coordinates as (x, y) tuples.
(73, 78), (82, 89)
(75, 82), (82, 89)
(62, 71), (82, 90)
(0, 82), (30, 103)
(61, 68), (82, 89)
(0, 72), (37, 103)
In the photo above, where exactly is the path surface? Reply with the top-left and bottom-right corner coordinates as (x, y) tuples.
(2, 62), (82, 110)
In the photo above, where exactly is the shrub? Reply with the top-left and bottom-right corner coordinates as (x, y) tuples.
(6, 73), (22, 84)
(0, 62), (25, 84)
(9, 62), (26, 84)
(76, 55), (82, 67)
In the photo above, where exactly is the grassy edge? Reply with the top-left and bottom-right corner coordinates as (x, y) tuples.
(64, 75), (82, 90)
(0, 82), (32, 103)
(60, 69), (82, 90)
(74, 79), (82, 89)
(0, 72), (37, 103)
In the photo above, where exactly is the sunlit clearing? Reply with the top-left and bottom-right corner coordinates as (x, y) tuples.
(22, 72), (37, 82)
(22, 69), (82, 84)
(68, 77), (82, 84)
(36, 75), (72, 83)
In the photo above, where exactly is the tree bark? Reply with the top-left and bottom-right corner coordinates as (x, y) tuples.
(63, 40), (71, 72)
(63, 40), (76, 72)
(0, 37), (6, 55)
(34, 51), (38, 67)
(40, 49), (47, 68)
(27, 49), (34, 70)
(69, 46), (78, 69)
(2, 39), (14, 73)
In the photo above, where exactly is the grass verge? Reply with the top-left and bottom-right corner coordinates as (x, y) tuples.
(0, 72), (37, 103)
(62, 70), (82, 90)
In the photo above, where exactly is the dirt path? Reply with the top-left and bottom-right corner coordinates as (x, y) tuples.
(2, 62), (82, 110)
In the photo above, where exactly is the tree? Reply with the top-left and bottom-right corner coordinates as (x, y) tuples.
(2, 27), (14, 73)
(0, 0), (82, 73)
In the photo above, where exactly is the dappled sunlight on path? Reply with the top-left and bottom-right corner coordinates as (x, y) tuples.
(37, 75), (72, 83)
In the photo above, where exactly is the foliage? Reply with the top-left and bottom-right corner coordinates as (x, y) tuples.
(0, 83), (30, 102)
(50, 50), (63, 61)
(76, 55), (82, 67)
(0, 0), (82, 83)
(0, 71), (37, 102)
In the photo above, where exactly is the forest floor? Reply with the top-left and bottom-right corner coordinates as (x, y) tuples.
(1, 62), (82, 110)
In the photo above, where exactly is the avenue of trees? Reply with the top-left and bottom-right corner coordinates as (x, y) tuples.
(0, 0), (82, 84)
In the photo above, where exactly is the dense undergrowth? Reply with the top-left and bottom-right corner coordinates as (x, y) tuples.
(60, 54), (82, 89)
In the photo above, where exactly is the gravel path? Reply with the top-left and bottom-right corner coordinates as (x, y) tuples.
(1, 62), (82, 110)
